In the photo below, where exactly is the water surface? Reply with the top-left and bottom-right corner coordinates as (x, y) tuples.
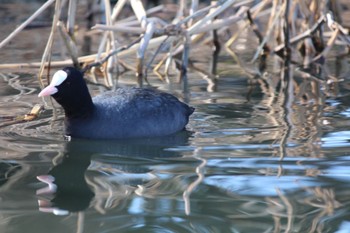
(2, 1), (350, 233)
(1, 58), (350, 233)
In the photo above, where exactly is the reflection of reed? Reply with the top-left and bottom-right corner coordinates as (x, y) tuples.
(263, 186), (342, 233)
(86, 171), (134, 214)
(85, 156), (205, 216)
(224, 43), (346, 158)
(0, 73), (37, 98)
(183, 147), (207, 215)
(207, 14), (349, 230)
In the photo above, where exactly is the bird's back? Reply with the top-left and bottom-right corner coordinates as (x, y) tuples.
(65, 87), (194, 139)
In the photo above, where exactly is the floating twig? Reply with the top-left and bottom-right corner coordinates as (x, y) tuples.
(0, 104), (44, 128)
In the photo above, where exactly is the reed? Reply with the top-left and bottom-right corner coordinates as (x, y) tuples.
(1, 2), (349, 226)
(0, 0), (349, 86)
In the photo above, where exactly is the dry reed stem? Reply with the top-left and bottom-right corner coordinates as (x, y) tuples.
(92, 24), (144, 34)
(190, 0), (199, 17)
(175, 0), (185, 20)
(38, 0), (62, 87)
(190, 7), (247, 34)
(303, 37), (316, 67)
(247, 10), (267, 50)
(0, 0), (56, 49)
(225, 0), (270, 48)
(268, 0), (278, 27)
(0, 35), (172, 69)
(103, 0), (118, 87)
(137, 22), (156, 77)
(156, 5), (247, 72)
(187, 0), (237, 35)
(111, 0), (128, 22)
(67, 0), (77, 36)
(57, 21), (79, 67)
(283, 0), (291, 58)
(274, 16), (325, 53)
(175, 3), (215, 26)
(82, 36), (142, 72)
(326, 13), (350, 45)
(138, 22), (156, 60)
(129, 0), (150, 78)
(95, 33), (109, 65)
(117, 4), (164, 23)
(144, 36), (170, 79)
(180, 34), (190, 80)
(130, 0), (147, 28)
(164, 44), (177, 79)
(312, 28), (339, 63)
(1, 0), (349, 79)
(251, 3), (284, 62)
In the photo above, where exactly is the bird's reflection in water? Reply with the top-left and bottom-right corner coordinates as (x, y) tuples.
(37, 131), (192, 215)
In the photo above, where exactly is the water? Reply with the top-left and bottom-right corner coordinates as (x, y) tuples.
(1, 58), (350, 233)
(2, 2), (350, 233)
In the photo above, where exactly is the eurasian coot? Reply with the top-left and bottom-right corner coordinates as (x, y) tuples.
(38, 67), (194, 139)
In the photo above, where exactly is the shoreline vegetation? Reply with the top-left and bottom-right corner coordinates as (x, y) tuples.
(0, 0), (349, 88)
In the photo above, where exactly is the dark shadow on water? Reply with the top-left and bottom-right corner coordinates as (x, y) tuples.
(37, 130), (192, 214)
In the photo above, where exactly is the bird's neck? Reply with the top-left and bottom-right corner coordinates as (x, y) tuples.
(63, 100), (94, 119)
(55, 92), (94, 119)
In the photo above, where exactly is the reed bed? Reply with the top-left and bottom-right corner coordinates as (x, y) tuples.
(0, 0), (349, 87)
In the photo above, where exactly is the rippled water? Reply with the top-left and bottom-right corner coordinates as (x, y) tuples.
(1, 57), (350, 233)
(2, 1), (350, 233)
